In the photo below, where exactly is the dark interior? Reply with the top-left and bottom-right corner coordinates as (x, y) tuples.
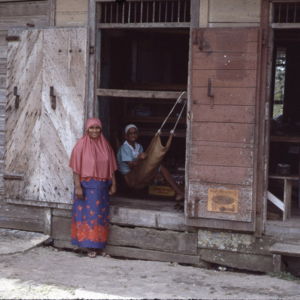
(268, 29), (300, 220)
(98, 28), (189, 204)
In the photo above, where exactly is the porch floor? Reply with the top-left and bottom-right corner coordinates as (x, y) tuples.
(110, 189), (184, 213)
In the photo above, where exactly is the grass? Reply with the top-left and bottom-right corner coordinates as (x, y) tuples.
(267, 271), (300, 284)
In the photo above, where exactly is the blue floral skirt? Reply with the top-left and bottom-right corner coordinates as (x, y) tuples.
(71, 178), (111, 249)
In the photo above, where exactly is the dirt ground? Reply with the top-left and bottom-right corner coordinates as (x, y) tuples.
(0, 244), (300, 299)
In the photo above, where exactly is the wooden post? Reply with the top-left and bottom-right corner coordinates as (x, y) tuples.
(87, 0), (97, 120)
(47, 0), (56, 27)
(44, 208), (52, 236)
(273, 254), (282, 273)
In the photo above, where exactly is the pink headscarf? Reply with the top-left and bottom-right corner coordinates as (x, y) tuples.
(69, 118), (117, 179)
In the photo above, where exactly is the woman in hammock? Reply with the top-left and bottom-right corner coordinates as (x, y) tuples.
(69, 118), (118, 258)
(116, 124), (184, 201)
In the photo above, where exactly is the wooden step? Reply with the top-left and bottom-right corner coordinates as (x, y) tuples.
(269, 243), (300, 257)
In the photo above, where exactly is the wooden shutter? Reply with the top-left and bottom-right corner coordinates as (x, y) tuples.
(186, 27), (262, 230)
(5, 28), (88, 206)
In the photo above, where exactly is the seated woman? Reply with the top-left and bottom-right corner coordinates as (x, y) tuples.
(116, 124), (184, 201)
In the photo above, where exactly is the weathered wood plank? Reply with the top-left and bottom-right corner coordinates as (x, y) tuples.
(193, 28), (258, 53)
(97, 89), (187, 99)
(192, 122), (254, 144)
(108, 225), (197, 255)
(56, 12), (88, 26)
(192, 69), (257, 88)
(52, 216), (198, 255)
(208, 0), (261, 23)
(56, 0), (88, 12)
(0, 1), (47, 17)
(199, 0), (209, 28)
(0, 216), (44, 232)
(270, 243), (300, 258)
(193, 52), (257, 70)
(0, 201), (44, 219)
(0, 16), (48, 31)
(199, 249), (274, 272)
(0, 33), (7, 46)
(191, 140), (254, 149)
(5, 29), (43, 201)
(189, 165), (253, 185)
(0, 46), (7, 59)
(0, 75), (5, 88)
(192, 87), (256, 106)
(197, 229), (276, 256)
(40, 28), (87, 204)
(192, 104), (255, 124)
(188, 181), (252, 221)
(53, 239), (199, 265)
(208, 22), (260, 28)
(190, 144), (253, 167)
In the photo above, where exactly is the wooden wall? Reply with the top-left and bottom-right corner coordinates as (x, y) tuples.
(56, 0), (88, 26)
(199, 0), (261, 28)
(0, 0), (48, 231)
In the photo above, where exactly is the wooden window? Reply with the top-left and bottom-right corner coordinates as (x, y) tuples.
(273, 2), (300, 23)
(4, 28), (88, 207)
(97, 0), (190, 28)
(185, 27), (262, 231)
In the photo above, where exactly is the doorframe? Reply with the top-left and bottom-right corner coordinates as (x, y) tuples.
(261, 0), (300, 235)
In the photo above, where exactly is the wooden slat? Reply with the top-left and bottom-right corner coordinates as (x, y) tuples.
(192, 69), (257, 88)
(56, 12), (88, 26)
(267, 191), (284, 211)
(269, 243), (300, 257)
(193, 52), (258, 70)
(208, 0), (261, 23)
(0, 1), (47, 17)
(56, 0), (88, 12)
(0, 16), (48, 31)
(192, 87), (256, 106)
(0, 46), (7, 59)
(97, 88), (187, 99)
(52, 216), (198, 255)
(208, 22), (260, 28)
(189, 165), (253, 185)
(192, 104), (255, 123)
(98, 23), (190, 28)
(192, 122), (255, 144)
(0, 75), (5, 88)
(193, 28), (258, 53)
(190, 145), (253, 168)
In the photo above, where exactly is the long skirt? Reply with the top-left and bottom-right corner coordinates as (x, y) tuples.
(71, 178), (111, 249)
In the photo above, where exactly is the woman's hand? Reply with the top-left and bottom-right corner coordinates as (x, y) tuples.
(75, 187), (84, 199)
(138, 152), (147, 160)
(109, 184), (117, 195)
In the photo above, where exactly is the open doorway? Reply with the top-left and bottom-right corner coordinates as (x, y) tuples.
(98, 28), (189, 210)
(268, 29), (300, 223)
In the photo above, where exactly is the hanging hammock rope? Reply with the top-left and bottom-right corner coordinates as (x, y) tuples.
(124, 91), (187, 190)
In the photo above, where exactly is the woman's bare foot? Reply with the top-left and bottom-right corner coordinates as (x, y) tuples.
(175, 192), (184, 201)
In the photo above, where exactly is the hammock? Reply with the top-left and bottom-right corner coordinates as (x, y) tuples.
(124, 91), (186, 190)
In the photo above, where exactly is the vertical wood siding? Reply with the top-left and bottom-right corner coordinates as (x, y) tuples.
(0, 1), (48, 198)
(5, 28), (88, 205)
(187, 27), (261, 224)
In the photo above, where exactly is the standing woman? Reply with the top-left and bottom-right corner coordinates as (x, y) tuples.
(69, 118), (117, 258)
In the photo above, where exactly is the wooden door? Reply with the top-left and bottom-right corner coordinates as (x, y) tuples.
(186, 27), (262, 231)
(5, 28), (88, 206)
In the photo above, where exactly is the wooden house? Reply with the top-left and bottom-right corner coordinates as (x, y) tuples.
(1, 0), (300, 275)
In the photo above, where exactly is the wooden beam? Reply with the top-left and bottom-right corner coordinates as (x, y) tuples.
(267, 191), (284, 211)
(271, 23), (300, 29)
(87, 0), (96, 119)
(97, 88), (187, 99)
(47, 0), (56, 26)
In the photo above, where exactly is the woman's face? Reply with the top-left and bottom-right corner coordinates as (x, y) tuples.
(126, 127), (138, 143)
(88, 125), (101, 139)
